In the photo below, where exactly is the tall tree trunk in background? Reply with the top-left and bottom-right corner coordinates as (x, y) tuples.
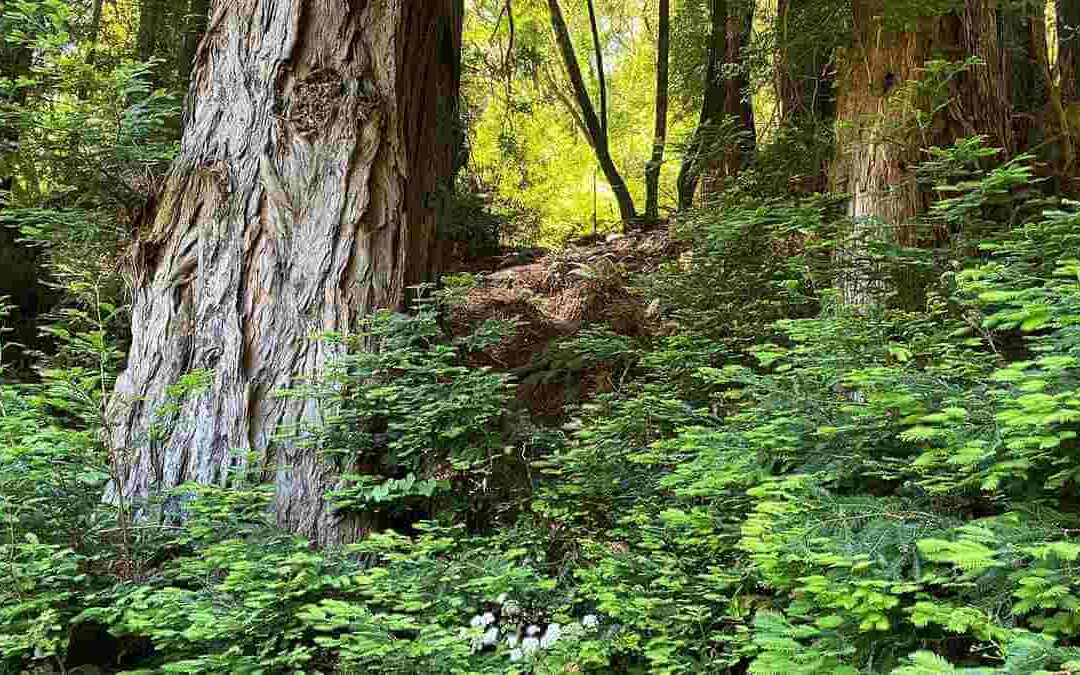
(547, 0), (637, 224)
(776, 0), (835, 121)
(136, 0), (164, 62)
(177, 0), (211, 84)
(1059, 0), (1080, 103)
(586, 0), (608, 136)
(831, 0), (1011, 305)
(954, 0), (1013, 153)
(677, 0), (724, 209)
(677, 0), (755, 209)
(107, 0), (464, 546)
(644, 0), (670, 223)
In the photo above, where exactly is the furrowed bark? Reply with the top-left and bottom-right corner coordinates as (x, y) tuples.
(831, 0), (1017, 305)
(955, 0), (1012, 153)
(107, 0), (463, 546)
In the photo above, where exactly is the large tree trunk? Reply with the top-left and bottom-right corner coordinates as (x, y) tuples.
(676, 0), (755, 209)
(830, 0), (1011, 304)
(644, 0), (670, 223)
(107, 0), (463, 546)
(954, 0), (1012, 153)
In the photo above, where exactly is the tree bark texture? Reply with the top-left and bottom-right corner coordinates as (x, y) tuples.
(547, 0), (637, 223)
(644, 0), (670, 223)
(954, 0), (1013, 153)
(831, 0), (1013, 304)
(107, 0), (464, 546)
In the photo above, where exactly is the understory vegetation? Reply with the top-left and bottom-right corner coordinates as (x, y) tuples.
(6, 140), (1080, 673)
(6, 0), (1080, 674)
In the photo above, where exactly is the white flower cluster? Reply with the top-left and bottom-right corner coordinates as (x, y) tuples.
(464, 594), (601, 665)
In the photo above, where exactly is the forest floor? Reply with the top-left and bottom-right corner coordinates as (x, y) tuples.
(447, 230), (678, 418)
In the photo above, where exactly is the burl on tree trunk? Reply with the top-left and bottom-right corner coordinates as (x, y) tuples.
(107, 0), (463, 546)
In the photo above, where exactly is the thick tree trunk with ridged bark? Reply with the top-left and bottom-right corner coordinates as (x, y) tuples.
(107, 0), (463, 546)
(831, 0), (1010, 304)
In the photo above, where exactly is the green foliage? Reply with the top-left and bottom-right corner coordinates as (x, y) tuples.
(280, 299), (528, 527)
(644, 194), (844, 343)
(6, 4), (1080, 669)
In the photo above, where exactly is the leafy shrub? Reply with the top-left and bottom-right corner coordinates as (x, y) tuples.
(8, 139), (1080, 674)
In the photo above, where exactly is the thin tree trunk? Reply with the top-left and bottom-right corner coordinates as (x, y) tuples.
(137, 0), (163, 62)
(86, 0), (105, 65)
(546, 0), (637, 224)
(678, 0), (725, 209)
(1032, 6), (1075, 173)
(586, 0), (608, 136)
(1060, 0), (1080, 104)
(107, 0), (464, 546)
(540, 65), (594, 149)
(776, 0), (803, 119)
(644, 0), (669, 223)
(776, 0), (836, 121)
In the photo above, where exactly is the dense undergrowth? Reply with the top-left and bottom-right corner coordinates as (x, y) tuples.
(5, 137), (1080, 674)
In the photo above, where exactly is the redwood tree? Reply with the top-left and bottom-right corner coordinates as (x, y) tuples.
(830, 0), (1012, 304)
(107, 0), (464, 546)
